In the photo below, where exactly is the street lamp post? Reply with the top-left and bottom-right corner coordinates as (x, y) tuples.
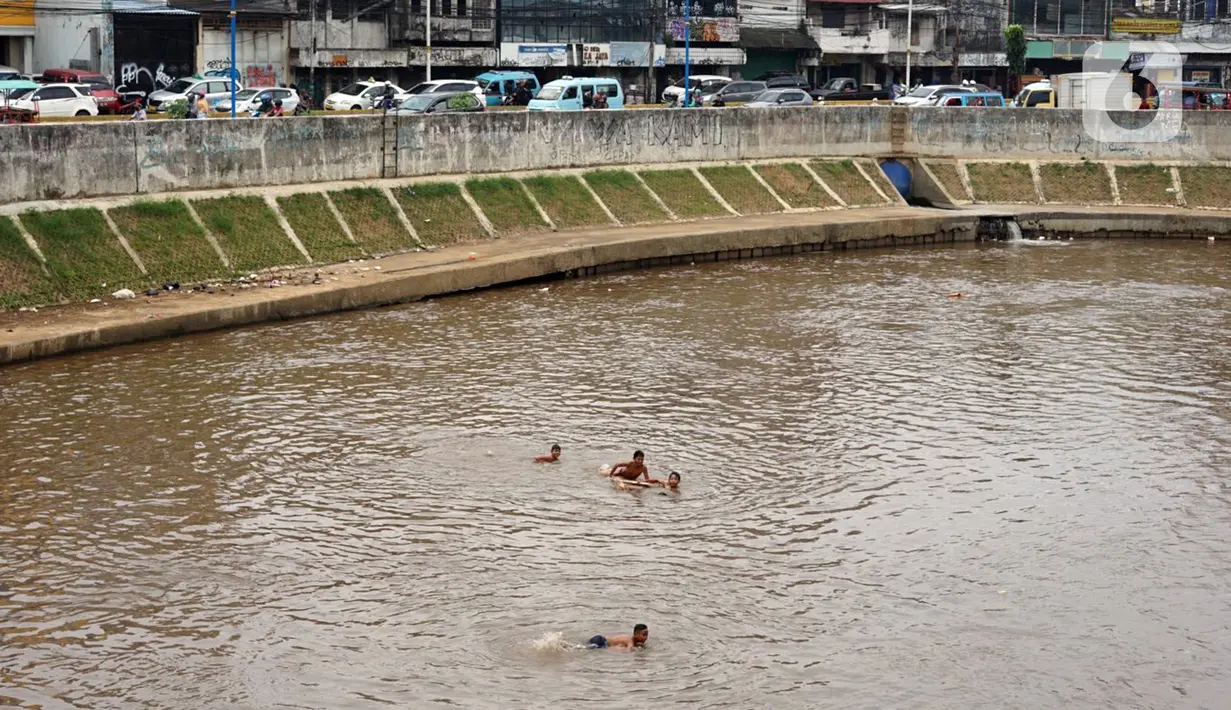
(683, 0), (691, 106)
(230, 0), (237, 118)
(426, 0), (432, 81)
(905, 0), (913, 91)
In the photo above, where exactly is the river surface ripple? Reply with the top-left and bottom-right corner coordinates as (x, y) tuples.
(1, 240), (1229, 709)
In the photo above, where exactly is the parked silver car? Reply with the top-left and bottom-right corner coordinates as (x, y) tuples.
(742, 89), (814, 108)
(701, 80), (767, 106)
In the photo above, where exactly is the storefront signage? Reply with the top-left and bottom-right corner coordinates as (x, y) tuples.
(582, 44), (610, 66)
(1112, 17), (1181, 34)
(515, 44), (568, 67)
(668, 16), (739, 42)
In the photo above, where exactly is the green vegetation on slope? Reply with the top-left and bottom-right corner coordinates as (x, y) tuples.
(699, 166), (782, 214)
(582, 171), (668, 224)
(22, 208), (145, 300)
(110, 200), (226, 285)
(810, 160), (887, 207)
(924, 161), (970, 202)
(754, 163), (837, 209)
(1177, 166), (1231, 208)
(193, 196), (305, 273)
(393, 182), (488, 246)
(965, 162), (1038, 204)
(522, 176), (611, 229)
(329, 187), (417, 254)
(1114, 164), (1177, 206)
(1039, 162), (1113, 204)
(465, 178), (549, 235)
(277, 193), (366, 263)
(0, 217), (55, 308)
(638, 169), (727, 219)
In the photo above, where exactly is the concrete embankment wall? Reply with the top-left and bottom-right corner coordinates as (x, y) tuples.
(4, 107), (1231, 205)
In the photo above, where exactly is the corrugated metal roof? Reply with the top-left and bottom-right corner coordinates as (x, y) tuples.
(113, 0), (199, 14)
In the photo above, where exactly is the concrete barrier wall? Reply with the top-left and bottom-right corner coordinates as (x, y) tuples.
(393, 107), (891, 175)
(2, 107), (1230, 205)
(907, 108), (1231, 161)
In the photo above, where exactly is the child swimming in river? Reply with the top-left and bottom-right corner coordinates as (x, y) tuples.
(534, 444), (562, 463)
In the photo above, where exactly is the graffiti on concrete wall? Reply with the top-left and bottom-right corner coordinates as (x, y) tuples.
(245, 64), (278, 88)
(118, 62), (180, 95)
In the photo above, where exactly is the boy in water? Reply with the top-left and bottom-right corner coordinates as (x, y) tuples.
(660, 472), (681, 490)
(606, 450), (649, 481)
(535, 444), (562, 463)
(587, 624), (648, 650)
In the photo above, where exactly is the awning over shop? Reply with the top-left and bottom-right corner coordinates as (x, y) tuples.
(739, 28), (820, 51)
(114, 0), (198, 14)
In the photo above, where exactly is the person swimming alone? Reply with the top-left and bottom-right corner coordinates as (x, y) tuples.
(587, 624), (648, 650)
(606, 450), (650, 482)
(534, 444), (562, 463)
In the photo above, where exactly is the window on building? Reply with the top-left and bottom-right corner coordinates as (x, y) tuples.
(411, 0), (420, 12)
(500, 0), (655, 43)
(442, 0), (451, 15)
(329, 0), (349, 19)
(458, 0), (466, 16)
(821, 6), (845, 28)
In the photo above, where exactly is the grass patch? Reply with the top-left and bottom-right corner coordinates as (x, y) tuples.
(699, 166), (782, 214)
(522, 176), (611, 229)
(110, 200), (226, 286)
(1039, 162), (1113, 204)
(810, 160), (887, 207)
(965, 162), (1038, 204)
(465, 178), (548, 235)
(22, 208), (145, 301)
(329, 188), (417, 254)
(277, 193), (365, 263)
(394, 183), (488, 246)
(0, 217), (55, 308)
(638, 169), (727, 219)
(582, 171), (668, 224)
(1177, 166), (1231, 209)
(754, 163), (837, 209)
(1115, 164), (1177, 206)
(925, 161), (970, 202)
(193, 196), (305, 273)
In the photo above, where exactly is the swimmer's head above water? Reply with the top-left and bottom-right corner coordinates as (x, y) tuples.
(666, 472), (681, 489)
(632, 624), (649, 647)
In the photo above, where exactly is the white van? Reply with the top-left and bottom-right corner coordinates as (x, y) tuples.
(528, 77), (624, 111)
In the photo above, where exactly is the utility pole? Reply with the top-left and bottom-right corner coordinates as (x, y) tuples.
(230, 0), (237, 118)
(683, 0), (691, 105)
(905, 0), (913, 89)
(949, 0), (961, 84)
(426, 0), (433, 81)
(309, 0), (317, 101)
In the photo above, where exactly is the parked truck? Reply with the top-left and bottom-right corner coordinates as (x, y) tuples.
(1013, 72), (1135, 109)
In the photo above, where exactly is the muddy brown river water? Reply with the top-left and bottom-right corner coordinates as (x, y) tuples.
(1, 239), (1229, 709)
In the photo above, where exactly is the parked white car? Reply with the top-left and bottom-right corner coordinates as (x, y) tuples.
(396, 79), (484, 105)
(893, 84), (974, 107)
(6, 83), (99, 117)
(323, 81), (404, 110)
(148, 76), (242, 112)
(214, 87), (300, 114)
(661, 74), (730, 103)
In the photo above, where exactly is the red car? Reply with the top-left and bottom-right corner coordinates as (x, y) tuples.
(40, 69), (123, 114)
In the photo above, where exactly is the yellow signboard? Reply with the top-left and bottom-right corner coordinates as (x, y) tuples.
(0, 0), (33, 26)
(1112, 17), (1181, 34)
